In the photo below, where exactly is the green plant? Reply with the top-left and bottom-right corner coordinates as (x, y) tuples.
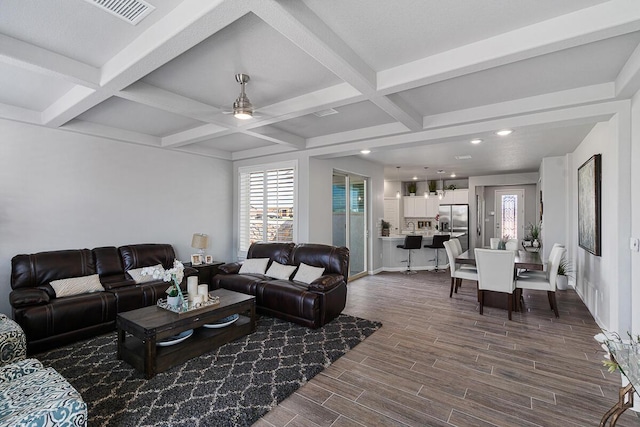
(447, 184), (457, 190)
(407, 182), (417, 194)
(557, 256), (574, 278)
(381, 219), (391, 229)
(428, 180), (437, 192)
(527, 222), (541, 240)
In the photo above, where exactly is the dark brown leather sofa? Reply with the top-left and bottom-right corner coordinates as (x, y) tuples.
(213, 242), (349, 328)
(10, 244), (195, 353)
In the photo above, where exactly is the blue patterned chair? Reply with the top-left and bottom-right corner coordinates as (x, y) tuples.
(0, 358), (87, 426)
(0, 314), (26, 366)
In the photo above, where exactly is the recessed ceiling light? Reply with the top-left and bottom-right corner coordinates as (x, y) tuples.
(455, 155), (472, 160)
(412, 176), (418, 180)
(436, 170), (446, 174)
(496, 129), (513, 136)
(450, 173), (456, 178)
(470, 138), (482, 144)
(360, 149), (371, 154)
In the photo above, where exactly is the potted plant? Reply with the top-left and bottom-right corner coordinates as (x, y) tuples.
(381, 219), (391, 236)
(556, 255), (573, 290)
(407, 181), (417, 196)
(428, 180), (437, 194)
(527, 222), (541, 248)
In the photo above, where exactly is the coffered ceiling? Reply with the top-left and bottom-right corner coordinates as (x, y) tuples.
(1, 0), (639, 181)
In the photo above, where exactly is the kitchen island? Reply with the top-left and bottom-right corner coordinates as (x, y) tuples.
(379, 231), (466, 272)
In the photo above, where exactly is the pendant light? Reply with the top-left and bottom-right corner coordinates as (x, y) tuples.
(423, 167), (429, 199)
(395, 166), (401, 199)
(438, 179), (445, 200)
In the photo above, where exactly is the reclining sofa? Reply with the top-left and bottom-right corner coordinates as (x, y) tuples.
(10, 244), (194, 353)
(213, 242), (349, 328)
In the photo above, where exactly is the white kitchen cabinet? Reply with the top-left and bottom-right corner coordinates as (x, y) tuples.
(439, 191), (455, 204)
(384, 198), (400, 232)
(403, 196), (427, 217)
(453, 189), (469, 204)
(426, 197), (439, 217)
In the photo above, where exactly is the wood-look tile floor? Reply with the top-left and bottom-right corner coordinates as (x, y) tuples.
(253, 271), (640, 427)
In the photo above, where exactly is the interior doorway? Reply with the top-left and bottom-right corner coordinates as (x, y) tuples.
(332, 171), (368, 278)
(494, 189), (525, 241)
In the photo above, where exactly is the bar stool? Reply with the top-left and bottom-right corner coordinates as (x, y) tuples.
(397, 235), (423, 274)
(424, 235), (450, 272)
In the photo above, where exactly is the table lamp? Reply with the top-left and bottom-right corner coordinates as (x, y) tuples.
(191, 233), (208, 258)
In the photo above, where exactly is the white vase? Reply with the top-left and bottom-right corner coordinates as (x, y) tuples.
(167, 295), (180, 307)
(556, 275), (569, 290)
(533, 239), (540, 248)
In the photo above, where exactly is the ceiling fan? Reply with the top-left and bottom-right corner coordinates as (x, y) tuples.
(223, 73), (259, 120)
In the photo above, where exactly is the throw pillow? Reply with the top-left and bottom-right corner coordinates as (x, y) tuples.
(50, 274), (105, 298)
(265, 262), (297, 280)
(127, 264), (163, 284)
(239, 258), (270, 275)
(293, 263), (325, 284)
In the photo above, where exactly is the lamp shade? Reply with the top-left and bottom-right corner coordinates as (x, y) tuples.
(191, 233), (208, 250)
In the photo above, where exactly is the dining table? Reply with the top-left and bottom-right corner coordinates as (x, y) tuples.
(455, 249), (544, 309)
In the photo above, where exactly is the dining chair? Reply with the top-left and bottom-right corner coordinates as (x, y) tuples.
(505, 239), (519, 251)
(450, 238), (462, 255)
(515, 247), (565, 318)
(490, 238), (500, 249)
(443, 240), (477, 297)
(474, 248), (516, 320)
(396, 235), (423, 274)
(517, 243), (564, 279)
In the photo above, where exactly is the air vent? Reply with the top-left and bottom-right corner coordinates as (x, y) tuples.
(455, 155), (472, 160)
(313, 108), (339, 117)
(84, 0), (155, 25)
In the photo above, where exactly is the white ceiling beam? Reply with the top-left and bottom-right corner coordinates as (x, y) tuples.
(306, 122), (409, 149)
(60, 120), (161, 146)
(616, 41), (640, 98)
(117, 82), (224, 123)
(243, 129), (305, 149)
(378, 0), (640, 94)
(43, 0), (251, 131)
(41, 86), (102, 128)
(423, 83), (616, 130)
(254, 0), (422, 131)
(0, 102), (41, 124)
(172, 145), (233, 161)
(162, 124), (233, 148)
(0, 34), (100, 88)
(371, 95), (422, 131)
(231, 143), (297, 161)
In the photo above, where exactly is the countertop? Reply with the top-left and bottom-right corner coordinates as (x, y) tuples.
(380, 231), (466, 240)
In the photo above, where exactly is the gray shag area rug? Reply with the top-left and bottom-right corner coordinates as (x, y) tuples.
(37, 314), (381, 427)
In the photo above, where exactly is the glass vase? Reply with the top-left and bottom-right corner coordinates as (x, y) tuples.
(174, 279), (187, 312)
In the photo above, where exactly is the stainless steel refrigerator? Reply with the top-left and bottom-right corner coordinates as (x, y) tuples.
(439, 204), (469, 252)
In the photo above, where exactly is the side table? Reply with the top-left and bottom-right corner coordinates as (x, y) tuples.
(184, 261), (223, 288)
(600, 342), (640, 426)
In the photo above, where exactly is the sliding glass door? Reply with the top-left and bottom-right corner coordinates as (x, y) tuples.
(332, 172), (367, 278)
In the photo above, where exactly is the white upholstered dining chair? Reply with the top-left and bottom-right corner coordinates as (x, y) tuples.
(515, 246), (565, 318)
(474, 248), (516, 320)
(443, 241), (477, 298)
(505, 239), (519, 251)
(490, 238), (500, 249)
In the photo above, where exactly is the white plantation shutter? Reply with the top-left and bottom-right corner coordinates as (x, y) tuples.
(239, 163), (296, 255)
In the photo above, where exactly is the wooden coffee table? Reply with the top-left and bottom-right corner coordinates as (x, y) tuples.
(116, 288), (256, 379)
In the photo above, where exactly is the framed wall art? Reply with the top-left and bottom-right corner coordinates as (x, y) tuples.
(578, 154), (601, 256)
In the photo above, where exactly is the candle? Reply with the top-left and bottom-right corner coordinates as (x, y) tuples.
(198, 284), (209, 302)
(191, 294), (203, 306)
(187, 276), (198, 301)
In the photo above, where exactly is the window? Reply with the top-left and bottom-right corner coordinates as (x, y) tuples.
(239, 162), (296, 254)
(500, 194), (517, 239)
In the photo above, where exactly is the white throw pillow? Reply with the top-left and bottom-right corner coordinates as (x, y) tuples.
(239, 258), (270, 275)
(293, 263), (325, 284)
(127, 264), (163, 284)
(50, 274), (105, 298)
(265, 262), (297, 280)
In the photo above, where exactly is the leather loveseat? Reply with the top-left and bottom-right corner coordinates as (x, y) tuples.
(10, 244), (195, 353)
(213, 242), (349, 328)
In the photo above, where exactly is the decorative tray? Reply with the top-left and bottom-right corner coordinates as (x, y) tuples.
(203, 314), (240, 329)
(156, 293), (220, 316)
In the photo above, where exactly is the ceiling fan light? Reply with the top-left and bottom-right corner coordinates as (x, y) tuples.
(234, 110), (253, 120)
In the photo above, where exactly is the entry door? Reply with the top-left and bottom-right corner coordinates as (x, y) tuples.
(332, 172), (368, 278)
(494, 189), (525, 241)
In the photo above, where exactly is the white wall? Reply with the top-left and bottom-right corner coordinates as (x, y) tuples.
(482, 184), (537, 246)
(569, 112), (632, 332)
(633, 90), (640, 337)
(539, 156), (568, 261)
(0, 119), (233, 316)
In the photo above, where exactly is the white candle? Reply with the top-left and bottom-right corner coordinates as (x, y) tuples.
(198, 284), (209, 301)
(192, 294), (203, 306)
(187, 276), (198, 301)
